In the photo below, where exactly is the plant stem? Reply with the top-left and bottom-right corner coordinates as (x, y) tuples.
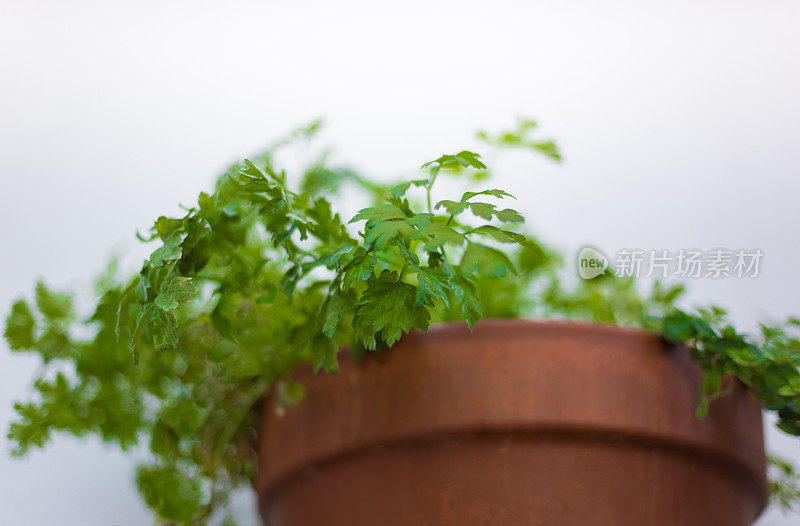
(425, 168), (439, 214)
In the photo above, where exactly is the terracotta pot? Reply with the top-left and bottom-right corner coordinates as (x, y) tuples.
(256, 319), (767, 525)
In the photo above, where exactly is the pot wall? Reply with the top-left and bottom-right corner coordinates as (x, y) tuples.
(257, 319), (767, 525)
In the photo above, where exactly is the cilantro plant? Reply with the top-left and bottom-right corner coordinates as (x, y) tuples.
(4, 119), (800, 524)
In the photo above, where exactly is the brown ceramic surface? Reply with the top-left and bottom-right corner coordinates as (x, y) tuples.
(257, 319), (767, 525)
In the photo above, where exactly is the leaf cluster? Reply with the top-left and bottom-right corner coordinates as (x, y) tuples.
(4, 121), (539, 524)
(4, 119), (800, 523)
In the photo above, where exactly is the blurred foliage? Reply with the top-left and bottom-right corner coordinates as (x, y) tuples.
(770, 455), (800, 513)
(4, 118), (799, 524)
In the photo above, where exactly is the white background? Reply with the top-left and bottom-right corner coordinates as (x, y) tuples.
(1, 1), (798, 524)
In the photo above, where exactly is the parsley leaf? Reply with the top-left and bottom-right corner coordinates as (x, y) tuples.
(353, 272), (430, 349)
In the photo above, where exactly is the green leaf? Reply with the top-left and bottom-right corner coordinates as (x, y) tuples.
(149, 308), (179, 350)
(4, 300), (36, 349)
(341, 248), (377, 289)
(322, 293), (350, 337)
(434, 200), (469, 217)
(305, 198), (351, 243)
(696, 398), (709, 418)
(276, 379), (306, 409)
(494, 208), (525, 223)
(240, 158), (266, 179)
(422, 150), (486, 172)
(412, 223), (466, 250)
(777, 419), (800, 436)
(661, 310), (694, 342)
(154, 276), (198, 311)
(149, 235), (183, 267)
(256, 283), (278, 304)
(701, 371), (722, 394)
(477, 117), (562, 161)
(531, 140), (562, 161)
(460, 243), (516, 278)
(353, 273), (430, 349)
(149, 421), (179, 458)
(434, 200), (517, 223)
(453, 150), (486, 169)
(8, 403), (50, 455)
(300, 164), (359, 197)
(469, 202), (495, 220)
(467, 225), (528, 245)
(37, 328), (71, 362)
(151, 216), (186, 241)
(415, 267), (450, 307)
(311, 335), (339, 373)
(447, 264), (482, 329)
(692, 318), (717, 339)
(157, 394), (209, 436)
(136, 466), (206, 523)
(390, 179), (428, 198)
(461, 189), (515, 201)
(34, 282), (72, 320)
(350, 204), (407, 224)
(364, 220), (414, 249)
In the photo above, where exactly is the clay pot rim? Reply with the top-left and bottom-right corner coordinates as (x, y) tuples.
(402, 317), (662, 344)
(337, 317), (672, 364)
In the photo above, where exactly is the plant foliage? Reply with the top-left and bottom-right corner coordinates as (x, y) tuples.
(4, 119), (799, 523)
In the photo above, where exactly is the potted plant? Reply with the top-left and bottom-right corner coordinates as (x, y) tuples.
(5, 119), (799, 525)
